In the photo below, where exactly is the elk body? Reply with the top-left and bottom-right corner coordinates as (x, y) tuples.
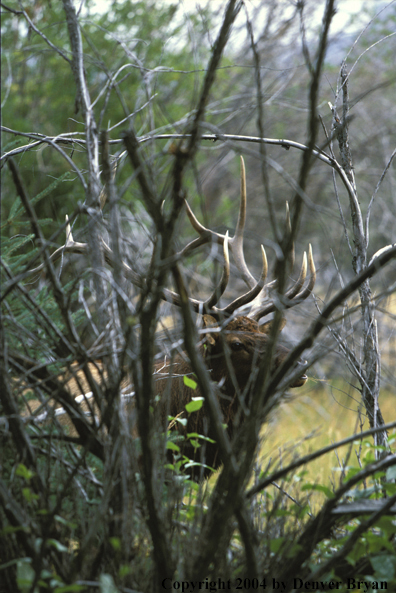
(153, 315), (309, 478)
(18, 157), (315, 480)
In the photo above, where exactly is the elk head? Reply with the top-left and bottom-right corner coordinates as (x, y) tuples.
(202, 314), (308, 396)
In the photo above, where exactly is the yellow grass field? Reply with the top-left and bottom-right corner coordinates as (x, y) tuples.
(257, 293), (396, 508)
(259, 377), (396, 511)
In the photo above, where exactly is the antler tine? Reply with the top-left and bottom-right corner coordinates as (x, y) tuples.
(156, 157), (278, 317)
(251, 244), (316, 321)
(181, 156), (257, 290)
(23, 215), (89, 277)
(230, 156), (256, 289)
(223, 245), (268, 316)
(284, 251), (307, 300)
(181, 201), (227, 257)
(248, 244), (302, 303)
(285, 202), (295, 269)
(294, 243), (316, 300)
(164, 237), (269, 319)
(160, 234), (230, 315)
(204, 232), (230, 310)
(64, 215), (146, 290)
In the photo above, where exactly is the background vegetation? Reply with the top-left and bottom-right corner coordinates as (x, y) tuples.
(1, 0), (396, 591)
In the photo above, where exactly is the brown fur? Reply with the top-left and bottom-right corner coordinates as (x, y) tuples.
(152, 315), (307, 478)
(20, 315), (307, 480)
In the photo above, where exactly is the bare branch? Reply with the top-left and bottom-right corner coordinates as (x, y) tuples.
(186, 0), (243, 158)
(247, 420), (396, 500)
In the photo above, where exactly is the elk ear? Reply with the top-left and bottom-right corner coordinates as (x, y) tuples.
(202, 314), (219, 346)
(259, 317), (286, 335)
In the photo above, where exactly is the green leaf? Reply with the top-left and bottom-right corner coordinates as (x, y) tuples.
(22, 488), (39, 504)
(270, 537), (285, 553)
(301, 483), (334, 498)
(185, 397), (204, 413)
(15, 464), (35, 482)
(371, 554), (396, 580)
(184, 460), (214, 473)
(54, 585), (86, 593)
(48, 539), (68, 553)
(166, 441), (180, 452)
(347, 540), (367, 565)
(109, 537), (121, 551)
(100, 573), (120, 593)
(272, 509), (291, 518)
(183, 375), (197, 390)
(1, 525), (28, 536)
(119, 564), (131, 578)
(186, 432), (216, 443)
(54, 515), (77, 529)
(343, 466), (362, 481)
(16, 558), (35, 593)
(384, 482), (396, 497)
(386, 465), (396, 481)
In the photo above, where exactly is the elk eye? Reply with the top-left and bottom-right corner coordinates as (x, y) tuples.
(231, 341), (244, 351)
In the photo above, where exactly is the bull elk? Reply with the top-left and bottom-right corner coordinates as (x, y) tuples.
(18, 157), (315, 480)
(147, 161), (315, 478)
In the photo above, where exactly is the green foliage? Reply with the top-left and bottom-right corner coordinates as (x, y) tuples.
(185, 397), (203, 412)
(183, 375), (198, 391)
(301, 483), (335, 499)
(166, 440), (180, 453)
(1, 0), (213, 243)
(99, 573), (120, 593)
(370, 554), (396, 582)
(15, 462), (35, 482)
(1, 179), (92, 380)
(16, 558), (35, 593)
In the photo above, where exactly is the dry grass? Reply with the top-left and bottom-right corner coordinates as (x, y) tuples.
(256, 293), (396, 509)
(259, 377), (396, 511)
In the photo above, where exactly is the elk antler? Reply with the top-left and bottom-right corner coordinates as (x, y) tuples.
(23, 216), (145, 290)
(164, 232), (268, 317)
(21, 157), (315, 320)
(182, 156), (256, 288)
(174, 156), (315, 318)
(251, 244), (316, 321)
